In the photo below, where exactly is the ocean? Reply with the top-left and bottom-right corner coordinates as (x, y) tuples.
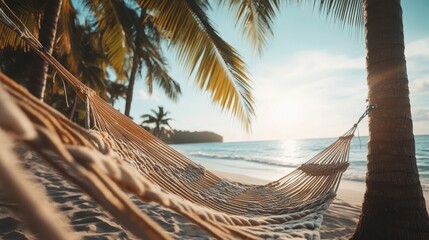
(170, 135), (429, 192)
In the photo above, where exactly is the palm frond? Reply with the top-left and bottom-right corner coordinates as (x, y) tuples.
(160, 118), (173, 124)
(82, 0), (135, 80)
(140, 40), (182, 101)
(217, 0), (280, 54)
(141, 115), (157, 123)
(316, 0), (364, 29)
(56, 0), (81, 74)
(55, 6), (108, 101)
(138, 0), (254, 130)
(150, 108), (158, 116)
(0, 0), (43, 51)
(134, 10), (182, 102)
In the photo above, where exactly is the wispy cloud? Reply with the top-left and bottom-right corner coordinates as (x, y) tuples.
(406, 38), (429, 79)
(248, 50), (367, 139)
(137, 89), (159, 101)
(410, 77), (429, 94)
(406, 38), (429, 58)
(407, 38), (429, 130)
(412, 107), (429, 135)
(413, 107), (429, 121)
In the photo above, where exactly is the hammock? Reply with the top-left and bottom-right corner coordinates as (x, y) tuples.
(0, 4), (368, 239)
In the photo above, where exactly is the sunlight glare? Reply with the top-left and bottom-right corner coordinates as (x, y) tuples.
(281, 139), (300, 160)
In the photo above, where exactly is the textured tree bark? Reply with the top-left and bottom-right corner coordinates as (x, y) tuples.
(352, 0), (429, 239)
(27, 0), (62, 100)
(124, 54), (139, 117)
(124, 12), (146, 117)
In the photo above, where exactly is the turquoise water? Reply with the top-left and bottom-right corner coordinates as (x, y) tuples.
(170, 135), (429, 191)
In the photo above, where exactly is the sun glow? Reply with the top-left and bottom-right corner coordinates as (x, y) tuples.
(281, 139), (300, 160)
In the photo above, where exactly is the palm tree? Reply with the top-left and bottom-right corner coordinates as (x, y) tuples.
(84, 0), (274, 128)
(1, 0), (263, 129)
(137, 0), (268, 130)
(106, 81), (127, 105)
(350, 0), (429, 238)
(296, 0), (429, 238)
(123, 8), (181, 117)
(176, 0), (427, 237)
(141, 106), (173, 138)
(27, 0), (62, 100)
(0, 1), (179, 104)
(61, 1), (181, 117)
(0, 0), (289, 133)
(0, 0), (45, 88)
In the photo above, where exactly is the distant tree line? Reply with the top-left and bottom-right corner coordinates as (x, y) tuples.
(168, 130), (223, 144)
(140, 106), (222, 144)
(152, 129), (223, 144)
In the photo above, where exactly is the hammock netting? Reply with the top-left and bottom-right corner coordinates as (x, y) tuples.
(0, 4), (362, 239)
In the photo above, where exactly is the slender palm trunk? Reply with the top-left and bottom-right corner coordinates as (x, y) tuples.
(27, 0), (62, 100)
(124, 12), (145, 117)
(155, 122), (160, 138)
(124, 54), (139, 117)
(352, 0), (429, 239)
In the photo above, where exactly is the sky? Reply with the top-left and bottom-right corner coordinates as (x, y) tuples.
(118, 1), (429, 142)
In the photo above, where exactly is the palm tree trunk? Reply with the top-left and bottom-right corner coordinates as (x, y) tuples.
(124, 54), (139, 117)
(27, 0), (62, 100)
(352, 0), (429, 239)
(124, 11), (145, 117)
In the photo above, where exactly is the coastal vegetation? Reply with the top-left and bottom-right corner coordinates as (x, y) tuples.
(140, 106), (173, 138)
(0, 0), (261, 129)
(169, 130), (223, 144)
(140, 106), (223, 143)
(154, 130), (223, 144)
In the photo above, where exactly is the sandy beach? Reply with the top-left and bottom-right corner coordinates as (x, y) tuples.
(213, 171), (361, 239)
(214, 171), (429, 239)
(1, 148), (429, 239)
(215, 171), (429, 240)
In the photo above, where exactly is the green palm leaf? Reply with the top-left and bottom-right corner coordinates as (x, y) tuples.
(56, 0), (81, 74)
(82, 0), (134, 80)
(315, 0), (364, 28)
(0, 0), (43, 51)
(218, 0), (280, 54)
(136, 11), (182, 101)
(138, 0), (254, 130)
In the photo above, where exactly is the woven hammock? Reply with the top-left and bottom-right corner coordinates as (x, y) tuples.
(0, 4), (366, 239)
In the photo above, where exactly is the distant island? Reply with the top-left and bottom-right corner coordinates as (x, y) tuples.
(169, 130), (223, 144)
(139, 106), (223, 144)
(156, 130), (223, 144)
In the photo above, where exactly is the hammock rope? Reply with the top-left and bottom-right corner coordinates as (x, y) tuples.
(0, 3), (371, 239)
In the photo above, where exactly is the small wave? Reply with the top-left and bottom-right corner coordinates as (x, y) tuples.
(343, 173), (429, 193)
(349, 160), (367, 166)
(188, 152), (299, 168)
(342, 173), (365, 183)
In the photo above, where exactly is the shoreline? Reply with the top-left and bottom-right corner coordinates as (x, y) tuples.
(214, 170), (429, 208)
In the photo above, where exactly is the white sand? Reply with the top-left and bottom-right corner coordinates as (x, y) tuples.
(213, 171), (361, 239)
(214, 171), (429, 239)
